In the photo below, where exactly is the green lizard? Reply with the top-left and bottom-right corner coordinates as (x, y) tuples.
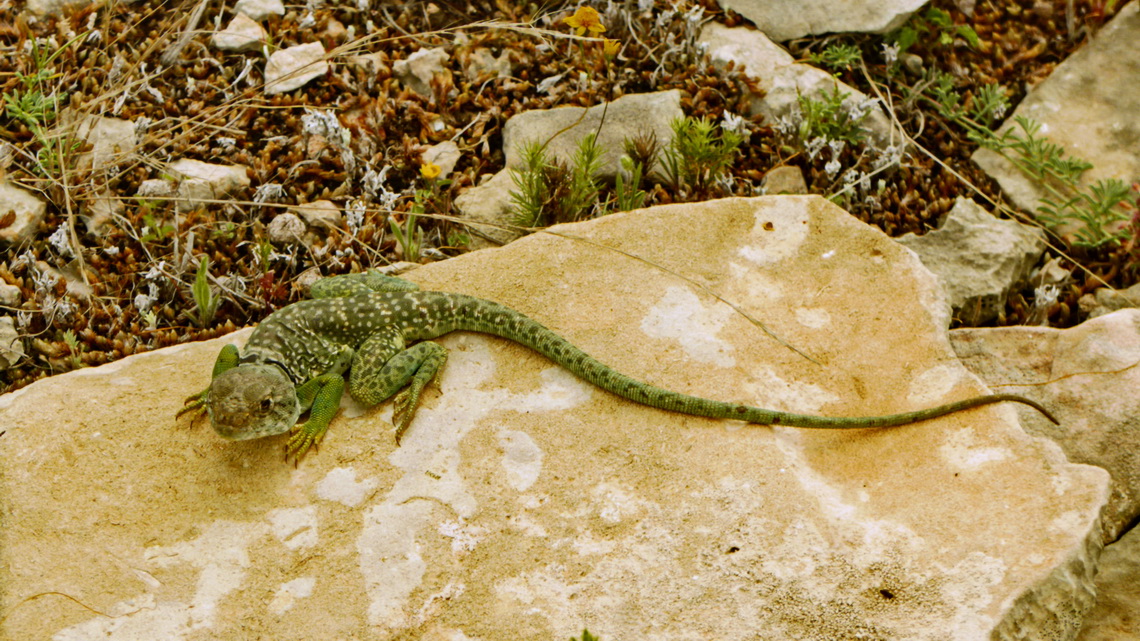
(178, 270), (1058, 461)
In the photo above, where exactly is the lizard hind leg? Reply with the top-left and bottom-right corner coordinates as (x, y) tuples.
(349, 338), (448, 445)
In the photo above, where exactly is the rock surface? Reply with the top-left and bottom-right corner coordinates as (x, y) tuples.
(1075, 523), (1140, 641)
(264, 42), (329, 95)
(972, 2), (1140, 236)
(212, 13), (267, 52)
(0, 179), (47, 245)
(951, 309), (1140, 543)
(0, 197), (1108, 639)
(166, 158), (251, 212)
(1079, 282), (1140, 319)
(896, 197), (1046, 325)
(718, 0), (926, 41)
(698, 23), (898, 149)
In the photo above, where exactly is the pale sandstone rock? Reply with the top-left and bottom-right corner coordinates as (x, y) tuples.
(0, 197), (1108, 639)
(1079, 282), (1140, 319)
(67, 113), (137, 173)
(972, 2), (1140, 240)
(503, 90), (683, 177)
(1075, 523), (1140, 641)
(212, 13), (266, 52)
(896, 198), (1046, 325)
(264, 43), (329, 95)
(0, 316), (23, 369)
(235, 0), (284, 21)
(763, 165), (808, 194)
(295, 200), (342, 230)
(166, 159), (250, 212)
(452, 170), (522, 249)
(951, 309), (1140, 543)
(0, 180), (47, 245)
(720, 0), (926, 41)
(422, 141), (461, 179)
(393, 47), (450, 96)
(267, 212), (305, 244)
(698, 23), (898, 149)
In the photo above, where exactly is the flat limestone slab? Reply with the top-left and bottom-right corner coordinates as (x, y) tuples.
(0, 197), (1107, 639)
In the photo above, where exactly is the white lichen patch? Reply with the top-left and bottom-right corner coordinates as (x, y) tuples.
(641, 287), (735, 367)
(497, 429), (544, 491)
(266, 506), (318, 550)
(438, 519), (487, 552)
(939, 428), (1012, 471)
(793, 306), (831, 329)
(55, 520), (268, 639)
(906, 363), (965, 406)
(737, 206), (810, 265)
(268, 577), (316, 615)
(740, 365), (839, 414)
(315, 466), (379, 507)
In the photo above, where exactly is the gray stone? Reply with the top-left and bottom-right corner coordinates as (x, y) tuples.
(212, 14), (266, 53)
(166, 159), (250, 212)
(421, 141), (461, 179)
(698, 24), (898, 149)
(503, 90), (683, 178)
(951, 309), (1140, 542)
(1076, 522), (1140, 641)
(462, 47), (513, 81)
(896, 198), (1045, 325)
(264, 43), (329, 95)
(0, 196), (1108, 639)
(0, 316), (24, 369)
(972, 2), (1140, 243)
(267, 213), (305, 244)
(393, 47), (450, 96)
(1079, 282), (1140, 319)
(452, 170), (523, 249)
(0, 283), (21, 307)
(719, 0), (926, 41)
(762, 165), (807, 194)
(295, 200), (341, 230)
(235, 0), (284, 21)
(0, 180), (47, 245)
(69, 114), (137, 173)
(136, 178), (176, 200)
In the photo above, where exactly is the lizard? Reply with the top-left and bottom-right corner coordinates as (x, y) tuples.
(178, 270), (1059, 462)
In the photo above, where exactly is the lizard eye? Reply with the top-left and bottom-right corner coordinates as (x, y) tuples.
(260, 398), (273, 412)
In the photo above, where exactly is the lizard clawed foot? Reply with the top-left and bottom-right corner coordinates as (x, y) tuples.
(285, 421), (327, 464)
(391, 388), (419, 445)
(176, 388), (210, 423)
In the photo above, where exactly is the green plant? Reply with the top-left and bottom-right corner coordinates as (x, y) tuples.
(61, 329), (82, 369)
(889, 7), (979, 58)
(571, 630), (598, 641)
(614, 155), (647, 212)
(508, 134), (604, 228)
(2, 34), (86, 177)
(658, 116), (743, 198)
(140, 212), (176, 243)
(807, 43), (862, 72)
(389, 210), (423, 262)
(190, 255), (221, 328)
(976, 116), (1132, 248)
(795, 87), (869, 145)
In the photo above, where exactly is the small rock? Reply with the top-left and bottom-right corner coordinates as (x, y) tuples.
(295, 200), (342, 230)
(234, 0), (284, 21)
(267, 213), (306, 244)
(264, 43), (329, 95)
(0, 283), (21, 307)
(393, 47), (450, 96)
(452, 171), (521, 249)
(719, 0), (925, 41)
(82, 189), (125, 235)
(0, 316), (25, 369)
(698, 24), (898, 150)
(896, 197), (1045, 325)
(348, 52), (388, 77)
(1079, 282), (1140, 319)
(762, 166), (807, 194)
(0, 180), (47, 246)
(212, 14), (266, 52)
(324, 18), (347, 42)
(1077, 523), (1140, 639)
(65, 112), (137, 173)
(503, 90), (683, 178)
(166, 159), (251, 212)
(136, 179), (176, 199)
(462, 47), (512, 81)
(295, 266), (324, 295)
(421, 141), (461, 179)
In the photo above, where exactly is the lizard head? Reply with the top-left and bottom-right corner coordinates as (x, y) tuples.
(207, 364), (300, 440)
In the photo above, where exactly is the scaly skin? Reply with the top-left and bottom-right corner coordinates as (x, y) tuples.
(178, 271), (1058, 462)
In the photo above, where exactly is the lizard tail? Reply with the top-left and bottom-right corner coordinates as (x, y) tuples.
(450, 296), (1059, 428)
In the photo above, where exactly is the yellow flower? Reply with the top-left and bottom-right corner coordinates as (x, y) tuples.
(603, 38), (620, 57)
(420, 162), (442, 180)
(564, 6), (605, 36)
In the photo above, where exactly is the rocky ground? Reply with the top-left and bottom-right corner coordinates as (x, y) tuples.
(0, 0), (1135, 395)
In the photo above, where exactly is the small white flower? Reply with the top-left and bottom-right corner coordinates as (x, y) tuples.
(882, 42), (900, 66)
(824, 159), (841, 177)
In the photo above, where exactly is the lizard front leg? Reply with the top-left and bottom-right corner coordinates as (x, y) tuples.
(285, 373), (346, 462)
(176, 344), (240, 421)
